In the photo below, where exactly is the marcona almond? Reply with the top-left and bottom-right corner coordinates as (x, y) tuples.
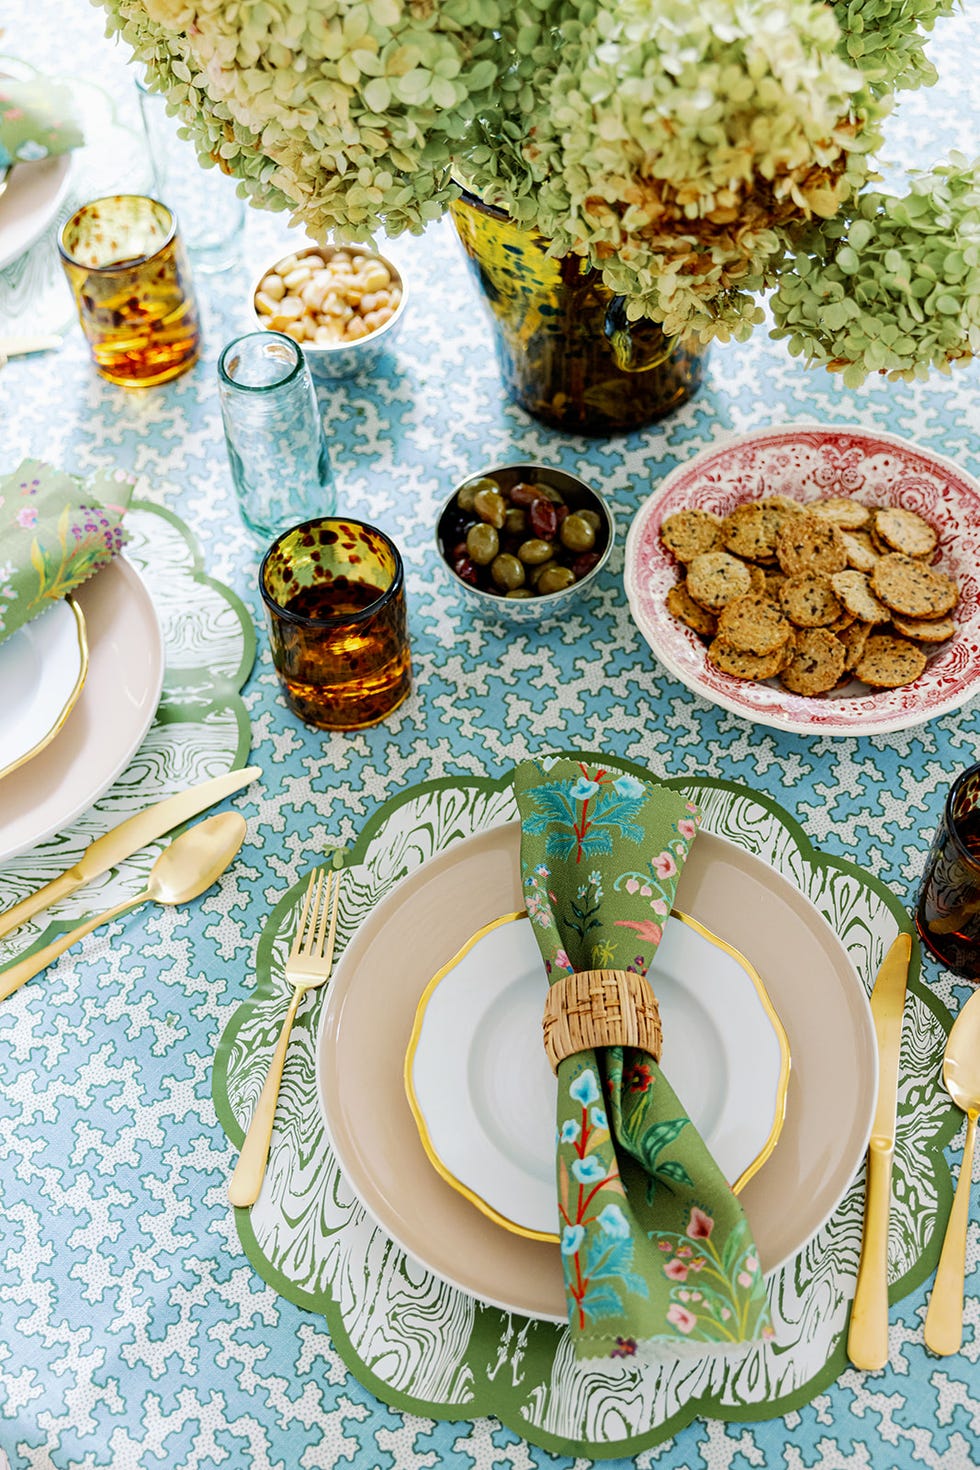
(255, 247), (403, 347)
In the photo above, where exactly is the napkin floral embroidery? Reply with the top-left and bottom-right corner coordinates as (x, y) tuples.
(0, 459), (133, 644)
(0, 78), (85, 168)
(514, 757), (772, 1359)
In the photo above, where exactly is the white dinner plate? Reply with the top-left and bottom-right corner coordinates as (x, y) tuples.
(405, 909), (790, 1241)
(0, 558), (164, 865)
(0, 152), (73, 272)
(318, 820), (877, 1322)
(0, 598), (88, 780)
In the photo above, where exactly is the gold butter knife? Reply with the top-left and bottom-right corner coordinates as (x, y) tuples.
(0, 766), (261, 941)
(846, 930), (912, 1371)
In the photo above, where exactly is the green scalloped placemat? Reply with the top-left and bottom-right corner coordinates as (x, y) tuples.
(0, 498), (255, 955)
(213, 756), (956, 1459)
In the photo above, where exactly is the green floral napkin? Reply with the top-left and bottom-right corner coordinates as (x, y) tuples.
(514, 757), (772, 1361)
(0, 459), (133, 646)
(0, 78), (84, 169)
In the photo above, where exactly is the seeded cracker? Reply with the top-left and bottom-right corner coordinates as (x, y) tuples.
(707, 638), (789, 681)
(720, 502), (783, 561)
(855, 634), (928, 687)
(842, 530), (880, 574)
(686, 551), (752, 611)
(780, 572), (843, 628)
(890, 611), (956, 642)
(716, 594), (791, 655)
(659, 509), (723, 562)
(808, 497), (871, 530)
(839, 620), (872, 671)
(780, 628), (847, 695)
(776, 514), (848, 577)
(830, 569), (891, 624)
(666, 582), (717, 637)
(871, 553), (958, 618)
(874, 507), (938, 559)
(761, 495), (805, 515)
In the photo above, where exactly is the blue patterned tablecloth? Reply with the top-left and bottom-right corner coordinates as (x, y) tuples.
(1, 5), (979, 1467)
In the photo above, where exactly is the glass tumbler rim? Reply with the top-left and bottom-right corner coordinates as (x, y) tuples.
(259, 516), (404, 630)
(218, 331), (306, 393)
(58, 194), (177, 272)
(944, 761), (980, 873)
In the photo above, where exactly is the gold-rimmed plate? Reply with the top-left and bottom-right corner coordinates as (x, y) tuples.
(404, 908), (790, 1243)
(0, 151), (73, 272)
(0, 559), (164, 864)
(0, 597), (88, 781)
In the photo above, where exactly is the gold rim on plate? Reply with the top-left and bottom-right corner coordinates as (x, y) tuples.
(404, 907), (791, 1245)
(0, 597), (89, 781)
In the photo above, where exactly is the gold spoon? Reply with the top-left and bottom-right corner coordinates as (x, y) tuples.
(924, 987), (980, 1355)
(0, 812), (247, 1003)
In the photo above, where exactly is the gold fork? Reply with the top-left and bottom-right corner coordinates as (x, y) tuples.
(228, 868), (341, 1207)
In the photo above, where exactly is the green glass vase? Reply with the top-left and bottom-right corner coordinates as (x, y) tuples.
(450, 190), (708, 437)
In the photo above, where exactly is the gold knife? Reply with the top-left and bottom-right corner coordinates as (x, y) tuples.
(0, 766), (261, 940)
(846, 930), (912, 1371)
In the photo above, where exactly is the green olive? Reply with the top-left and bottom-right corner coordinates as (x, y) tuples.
(537, 564), (576, 595)
(459, 477), (498, 511)
(528, 558), (555, 588)
(490, 553), (525, 590)
(466, 522), (499, 565)
(473, 487), (507, 529)
(560, 513), (596, 552)
(518, 538), (554, 565)
(505, 588), (534, 599)
(578, 508), (602, 532)
(537, 482), (566, 505)
(504, 507), (527, 538)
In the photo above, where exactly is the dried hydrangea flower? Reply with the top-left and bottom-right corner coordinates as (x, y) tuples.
(102, 0), (508, 239)
(96, 0), (976, 379)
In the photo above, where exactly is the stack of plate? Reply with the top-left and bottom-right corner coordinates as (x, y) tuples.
(316, 817), (879, 1322)
(0, 560), (164, 864)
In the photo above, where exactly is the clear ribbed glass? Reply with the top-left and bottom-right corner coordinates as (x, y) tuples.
(217, 332), (335, 542)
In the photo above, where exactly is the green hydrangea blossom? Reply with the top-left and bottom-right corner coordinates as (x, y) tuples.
(771, 156), (980, 385)
(97, 0), (979, 383)
(831, 0), (958, 94)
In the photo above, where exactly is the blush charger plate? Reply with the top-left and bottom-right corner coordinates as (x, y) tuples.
(317, 818), (877, 1322)
(405, 907), (790, 1242)
(624, 423), (980, 737)
(0, 557), (164, 865)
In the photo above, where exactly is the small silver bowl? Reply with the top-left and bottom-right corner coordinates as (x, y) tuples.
(435, 463), (616, 625)
(251, 242), (407, 384)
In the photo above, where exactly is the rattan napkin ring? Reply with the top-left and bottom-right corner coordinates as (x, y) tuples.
(542, 968), (662, 1073)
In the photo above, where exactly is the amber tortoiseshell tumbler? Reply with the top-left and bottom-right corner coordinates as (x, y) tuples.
(260, 518), (412, 730)
(916, 763), (980, 980)
(58, 195), (200, 386)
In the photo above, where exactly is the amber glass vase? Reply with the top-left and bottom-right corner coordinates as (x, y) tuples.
(449, 191), (708, 436)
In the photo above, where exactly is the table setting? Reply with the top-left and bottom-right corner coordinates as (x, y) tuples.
(1, 2), (979, 1468)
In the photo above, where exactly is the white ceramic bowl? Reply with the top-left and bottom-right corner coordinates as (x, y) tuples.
(251, 242), (407, 383)
(435, 463), (616, 625)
